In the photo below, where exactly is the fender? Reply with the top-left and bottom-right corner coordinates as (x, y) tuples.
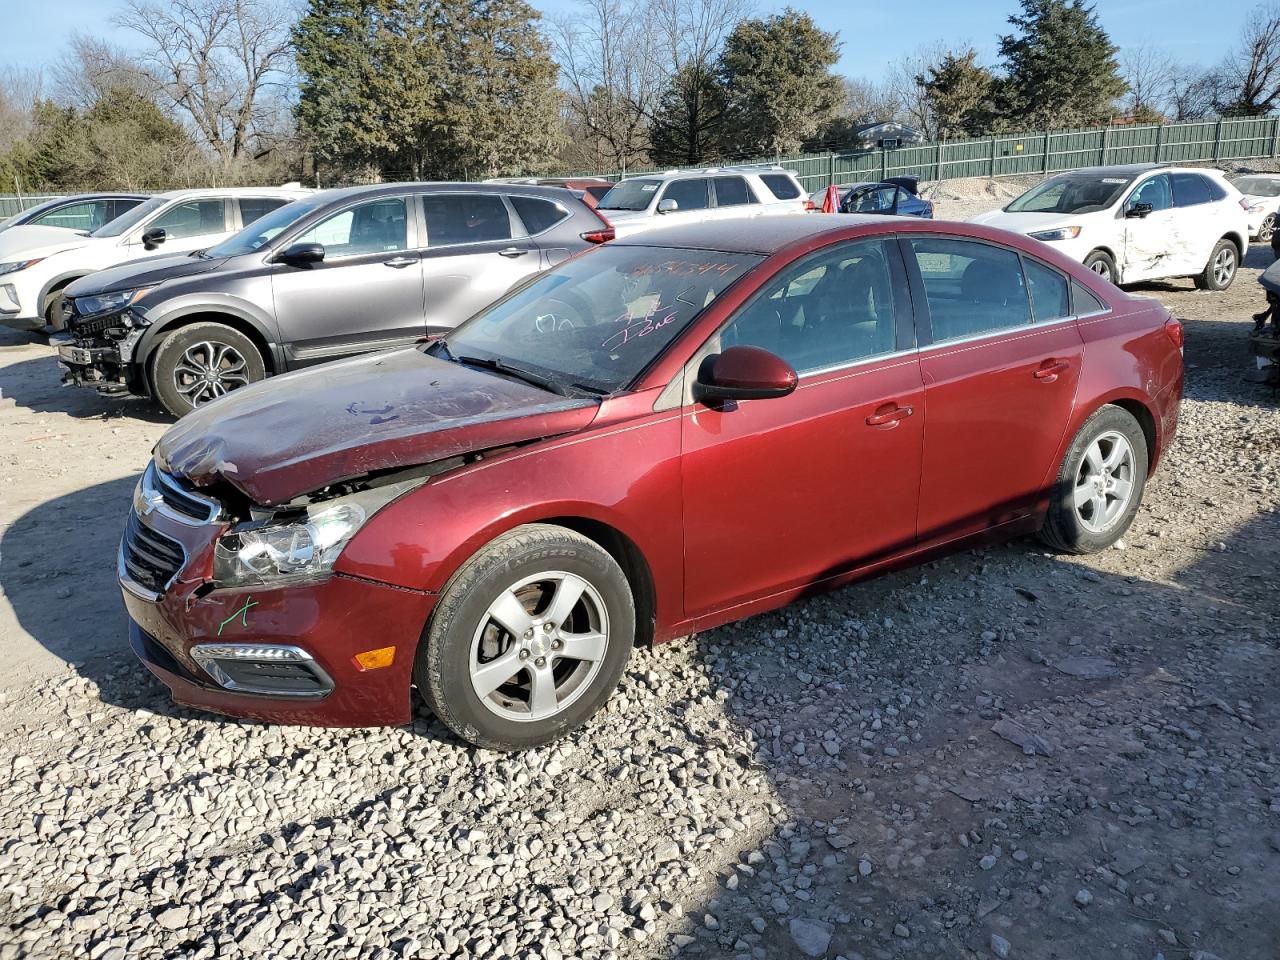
(135, 293), (283, 370)
(37, 270), (92, 315)
(335, 404), (688, 640)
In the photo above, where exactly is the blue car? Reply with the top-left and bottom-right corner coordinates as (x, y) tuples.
(811, 176), (934, 218)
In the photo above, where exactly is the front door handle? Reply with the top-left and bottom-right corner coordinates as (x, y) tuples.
(383, 256), (417, 268)
(497, 247), (529, 258)
(1034, 358), (1071, 381)
(865, 403), (914, 428)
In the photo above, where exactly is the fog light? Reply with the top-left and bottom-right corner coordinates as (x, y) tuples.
(190, 643), (333, 697)
(353, 646), (396, 671)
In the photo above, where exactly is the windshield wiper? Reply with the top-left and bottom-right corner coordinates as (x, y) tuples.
(455, 354), (567, 396)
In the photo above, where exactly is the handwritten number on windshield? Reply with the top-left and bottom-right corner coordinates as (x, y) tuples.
(601, 307), (679, 351)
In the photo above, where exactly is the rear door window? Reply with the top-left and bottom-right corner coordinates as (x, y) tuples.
(509, 195), (569, 235)
(759, 173), (801, 200)
(240, 196), (290, 226)
(910, 238), (1030, 342)
(423, 193), (514, 246)
(712, 177), (755, 207)
(1171, 173), (1213, 206)
(150, 199), (229, 239)
(661, 178), (710, 211)
(1023, 259), (1071, 323)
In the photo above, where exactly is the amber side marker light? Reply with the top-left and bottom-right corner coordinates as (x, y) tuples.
(353, 646), (396, 671)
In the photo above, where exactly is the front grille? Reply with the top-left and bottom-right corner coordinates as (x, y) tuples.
(144, 462), (221, 523)
(122, 511), (185, 594)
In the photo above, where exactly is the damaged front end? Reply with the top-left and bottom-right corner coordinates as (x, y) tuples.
(56, 302), (149, 397)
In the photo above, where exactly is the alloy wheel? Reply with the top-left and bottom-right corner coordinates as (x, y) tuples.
(1213, 247), (1236, 287)
(1089, 259), (1112, 281)
(1073, 430), (1135, 533)
(1261, 215), (1276, 243)
(468, 571), (610, 722)
(172, 341), (250, 407)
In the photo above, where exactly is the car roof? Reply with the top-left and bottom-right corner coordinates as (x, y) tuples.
(611, 214), (902, 255)
(153, 187), (311, 200)
(309, 182), (586, 204)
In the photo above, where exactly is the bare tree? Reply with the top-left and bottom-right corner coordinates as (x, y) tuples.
(1120, 44), (1174, 116)
(552, 0), (664, 171)
(50, 34), (157, 110)
(116, 0), (295, 172)
(0, 68), (42, 155)
(885, 43), (950, 140)
(839, 77), (901, 126)
(1213, 2), (1280, 114)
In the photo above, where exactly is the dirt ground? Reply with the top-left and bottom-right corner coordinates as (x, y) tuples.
(0, 194), (1277, 960)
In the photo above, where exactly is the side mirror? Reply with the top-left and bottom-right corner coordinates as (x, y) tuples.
(276, 242), (325, 266)
(141, 227), (167, 250)
(693, 345), (798, 404)
(657, 198), (679, 214)
(1125, 202), (1153, 219)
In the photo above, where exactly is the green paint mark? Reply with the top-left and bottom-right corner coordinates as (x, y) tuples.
(217, 597), (259, 636)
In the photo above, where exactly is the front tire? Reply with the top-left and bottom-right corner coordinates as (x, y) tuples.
(1039, 406), (1148, 554)
(1083, 250), (1117, 284)
(150, 322), (266, 417)
(416, 524), (635, 751)
(1194, 238), (1237, 291)
(1259, 214), (1276, 244)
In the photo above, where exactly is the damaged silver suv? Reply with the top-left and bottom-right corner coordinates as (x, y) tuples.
(58, 183), (612, 416)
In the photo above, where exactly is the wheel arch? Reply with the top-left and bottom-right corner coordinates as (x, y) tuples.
(139, 309), (278, 389)
(1073, 391), (1161, 477)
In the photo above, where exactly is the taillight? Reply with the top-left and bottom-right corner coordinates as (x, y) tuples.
(581, 209), (614, 243)
(1164, 316), (1184, 353)
(804, 199), (817, 212)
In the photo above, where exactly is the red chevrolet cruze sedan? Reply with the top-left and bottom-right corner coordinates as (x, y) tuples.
(121, 216), (1183, 749)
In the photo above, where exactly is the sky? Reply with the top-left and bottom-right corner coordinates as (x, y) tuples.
(0, 0), (1249, 84)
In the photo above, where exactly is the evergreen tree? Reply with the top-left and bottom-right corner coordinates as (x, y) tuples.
(920, 49), (996, 138)
(997, 0), (1126, 128)
(294, 0), (563, 181)
(648, 64), (727, 166)
(717, 8), (842, 158)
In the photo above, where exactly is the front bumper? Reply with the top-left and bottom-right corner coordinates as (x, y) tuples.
(120, 478), (436, 727)
(57, 311), (148, 395)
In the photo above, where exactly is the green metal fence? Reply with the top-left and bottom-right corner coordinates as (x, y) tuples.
(566, 116), (1280, 193)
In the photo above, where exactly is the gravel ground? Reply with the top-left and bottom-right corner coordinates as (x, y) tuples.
(0, 198), (1277, 960)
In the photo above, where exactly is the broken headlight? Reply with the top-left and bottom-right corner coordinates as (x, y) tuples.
(212, 479), (420, 588)
(74, 286), (155, 318)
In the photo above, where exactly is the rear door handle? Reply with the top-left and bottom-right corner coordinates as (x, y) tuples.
(498, 247), (529, 258)
(1034, 358), (1071, 381)
(865, 403), (914, 427)
(383, 256), (417, 268)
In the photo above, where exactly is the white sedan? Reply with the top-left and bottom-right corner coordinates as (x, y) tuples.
(969, 164), (1250, 291)
(0, 186), (310, 333)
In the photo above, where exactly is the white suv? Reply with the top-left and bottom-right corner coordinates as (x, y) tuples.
(595, 166), (809, 237)
(0, 186), (311, 333)
(969, 164), (1250, 290)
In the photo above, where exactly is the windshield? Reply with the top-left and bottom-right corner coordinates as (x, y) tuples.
(1234, 176), (1280, 198)
(205, 195), (331, 257)
(597, 179), (662, 211)
(1005, 174), (1133, 214)
(440, 245), (761, 393)
(93, 196), (167, 237)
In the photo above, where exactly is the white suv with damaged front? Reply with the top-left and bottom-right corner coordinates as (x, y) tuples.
(594, 165), (809, 238)
(0, 185), (310, 334)
(968, 164), (1250, 291)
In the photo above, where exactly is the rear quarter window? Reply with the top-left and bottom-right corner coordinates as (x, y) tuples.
(1071, 280), (1108, 315)
(759, 174), (801, 200)
(510, 196), (569, 234)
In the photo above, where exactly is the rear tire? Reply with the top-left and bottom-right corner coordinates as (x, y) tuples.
(416, 524), (634, 751)
(1082, 250), (1117, 284)
(1039, 406), (1148, 554)
(1259, 214), (1276, 244)
(1194, 238), (1237, 291)
(150, 322), (266, 417)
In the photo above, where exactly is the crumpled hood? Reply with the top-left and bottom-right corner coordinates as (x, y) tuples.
(65, 252), (232, 298)
(156, 347), (599, 505)
(0, 224), (93, 261)
(966, 210), (1085, 234)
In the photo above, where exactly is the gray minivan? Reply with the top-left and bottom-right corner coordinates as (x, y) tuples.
(59, 183), (612, 415)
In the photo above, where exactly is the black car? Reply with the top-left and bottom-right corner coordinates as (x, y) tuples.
(58, 183), (613, 416)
